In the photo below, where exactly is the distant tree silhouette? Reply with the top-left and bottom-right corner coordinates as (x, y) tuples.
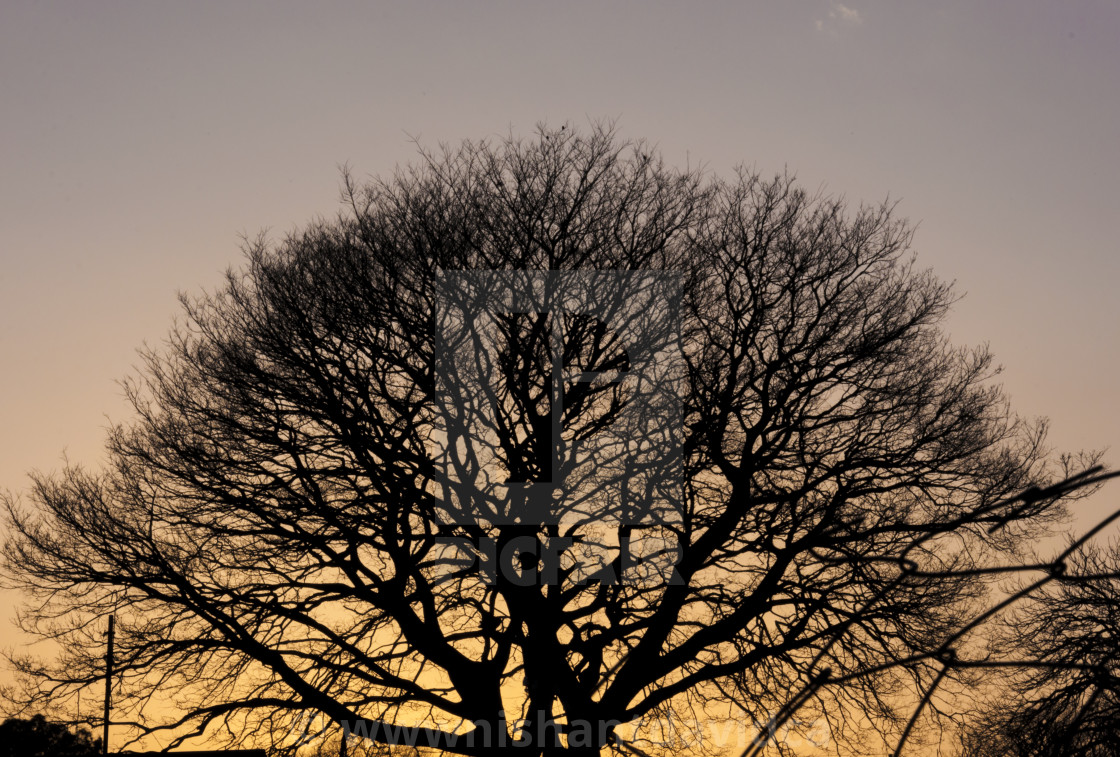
(0, 714), (101, 757)
(1, 124), (1104, 756)
(958, 542), (1120, 757)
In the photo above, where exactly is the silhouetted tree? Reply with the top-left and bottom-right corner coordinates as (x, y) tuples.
(1, 125), (1096, 756)
(0, 714), (101, 757)
(959, 542), (1120, 757)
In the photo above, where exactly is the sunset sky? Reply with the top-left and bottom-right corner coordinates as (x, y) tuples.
(2, 0), (1118, 706)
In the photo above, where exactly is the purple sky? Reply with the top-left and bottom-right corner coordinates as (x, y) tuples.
(2, 0), (1118, 713)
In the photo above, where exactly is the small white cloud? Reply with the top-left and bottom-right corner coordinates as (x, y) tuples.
(816, 1), (863, 35)
(832, 2), (862, 25)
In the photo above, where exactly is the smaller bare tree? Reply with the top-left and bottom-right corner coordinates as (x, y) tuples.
(959, 538), (1120, 757)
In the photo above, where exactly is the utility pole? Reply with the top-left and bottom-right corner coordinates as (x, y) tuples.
(103, 615), (114, 755)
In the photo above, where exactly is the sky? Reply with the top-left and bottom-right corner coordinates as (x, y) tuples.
(1, 0), (1118, 736)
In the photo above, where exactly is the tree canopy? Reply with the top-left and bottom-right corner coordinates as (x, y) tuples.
(0, 714), (101, 757)
(1, 125), (1094, 756)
